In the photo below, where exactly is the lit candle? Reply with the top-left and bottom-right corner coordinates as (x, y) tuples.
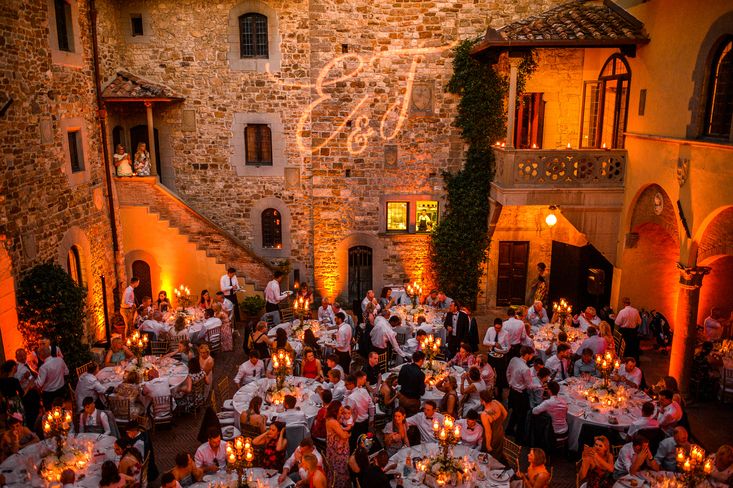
(704, 459), (713, 474)
(439, 429), (446, 440)
(676, 449), (685, 462)
(245, 450), (254, 462)
(683, 459), (691, 472)
(236, 438), (243, 449)
(229, 453), (236, 463)
(433, 420), (440, 431)
(567, 143), (571, 149)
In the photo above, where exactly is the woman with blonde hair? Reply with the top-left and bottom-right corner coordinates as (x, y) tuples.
(198, 344), (214, 396)
(113, 144), (133, 177)
(133, 142), (150, 176)
(249, 321), (272, 359)
(517, 448), (550, 487)
(212, 302), (233, 352)
(598, 321), (615, 352)
(105, 337), (133, 366)
(578, 436), (614, 488)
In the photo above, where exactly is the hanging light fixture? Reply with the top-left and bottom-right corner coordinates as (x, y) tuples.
(545, 205), (558, 227)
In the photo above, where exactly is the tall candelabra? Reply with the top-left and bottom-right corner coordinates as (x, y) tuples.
(595, 351), (620, 388)
(173, 284), (192, 309)
(406, 282), (423, 309)
(432, 415), (461, 458)
(676, 444), (713, 487)
(292, 296), (310, 322)
(420, 334), (442, 363)
(226, 436), (254, 488)
(552, 298), (572, 326)
(271, 349), (293, 391)
(127, 330), (148, 368)
(43, 407), (73, 457)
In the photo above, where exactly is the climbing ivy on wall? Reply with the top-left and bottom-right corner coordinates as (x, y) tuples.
(430, 39), (536, 308)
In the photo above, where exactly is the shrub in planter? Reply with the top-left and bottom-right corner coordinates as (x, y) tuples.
(240, 295), (266, 318)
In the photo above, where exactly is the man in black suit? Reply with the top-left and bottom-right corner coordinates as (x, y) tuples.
(444, 301), (469, 357)
(462, 305), (480, 353)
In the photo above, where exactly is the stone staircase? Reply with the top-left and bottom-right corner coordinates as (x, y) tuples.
(115, 177), (272, 291)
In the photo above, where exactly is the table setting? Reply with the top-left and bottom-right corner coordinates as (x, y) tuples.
(96, 354), (189, 390)
(533, 323), (587, 361)
(230, 376), (321, 428)
(390, 305), (447, 343)
(267, 320), (338, 358)
(190, 467), (295, 488)
(384, 358), (464, 403)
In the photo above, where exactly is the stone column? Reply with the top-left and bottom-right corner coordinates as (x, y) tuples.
(669, 264), (711, 392)
(144, 101), (158, 177)
(505, 57), (522, 149)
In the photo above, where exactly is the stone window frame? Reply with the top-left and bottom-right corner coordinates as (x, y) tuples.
(702, 35), (733, 140)
(47, 0), (83, 68)
(231, 112), (286, 177)
(380, 194), (442, 234)
(250, 197), (291, 260)
(57, 226), (92, 295)
(118, 6), (154, 44)
(227, 1), (281, 72)
(60, 117), (91, 187)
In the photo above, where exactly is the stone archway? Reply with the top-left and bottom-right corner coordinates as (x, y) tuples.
(695, 207), (733, 325)
(0, 248), (21, 361)
(620, 185), (680, 321)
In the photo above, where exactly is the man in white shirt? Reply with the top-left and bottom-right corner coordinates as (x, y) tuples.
(361, 290), (380, 313)
(526, 301), (549, 330)
(397, 279), (413, 306)
(579, 326), (607, 356)
(317, 298), (335, 325)
(220, 267), (241, 323)
(76, 363), (108, 411)
(121, 277), (139, 336)
(531, 381), (568, 435)
(35, 346), (69, 408)
(655, 426), (690, 471)
(627, 401), (659, 437)
(234, 351), (265, 386)
(613, 436), (660, 479)
(370, 313), (409, 358)
(140, 311), (173, 339)
(614, 358), (643, 387)
(483, 319), (510, 353)
(278, 437), (323, 483)
(704, 307), (723, 342)
(344, 374), (374, 449)
(14, 348), (35, 391)
(319, 369), (346, 402)
(195, 427), (228, 473)
(78, 397), (111, 435)
(503, 308), (527, 356)
(573, 306), (601, 332)
(188, 309), (222, 344)
(334, 312), (352, 372)
(425, 290), (439, 307)
(332, 302), (354, 332)
(506, 346), (534, 441)
(457, 410), (483, 448)
(434, 291), (453, 311)
(407, 400), (444, 444)
(656, 389), (683, 435)
(325, 355), (345, 377)
(265, 271), (290, 319)
(276, 395), (308, 424)
(545, 343), (572, 381)
(215, 291), (234, 322)
(614, 297), (642, 361)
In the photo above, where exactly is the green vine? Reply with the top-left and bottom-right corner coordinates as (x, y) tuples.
(430, 40), (536, 308)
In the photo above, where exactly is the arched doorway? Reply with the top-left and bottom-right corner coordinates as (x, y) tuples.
(132, 260), (153, 305)
(130, 125), (161, 176)
(348, 246), (372, 306)
(696, 207), (733, 326)
(620, 185), (680, 321)
(0, 249), (21, 361)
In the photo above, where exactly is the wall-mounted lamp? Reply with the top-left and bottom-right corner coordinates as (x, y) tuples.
(545, 205), (558, 227)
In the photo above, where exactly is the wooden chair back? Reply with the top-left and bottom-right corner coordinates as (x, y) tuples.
(377, 351), (389, 374)
(75, 361), (94, 378)
(502, 437), (522, 472)
(206, 326), (222, 354)
(217, 377), (231, 401)
(150, 340), (169, 356)
(108, 396), (131, 424)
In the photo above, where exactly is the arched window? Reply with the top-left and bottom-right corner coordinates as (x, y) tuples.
(580, 54), (631, 149)
(66, 245), (83, 287)
(704, 36), (733, 139)
(261, 208), (282, 249)
(239, 13), (268, 59)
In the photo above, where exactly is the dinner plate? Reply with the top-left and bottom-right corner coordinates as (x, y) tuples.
(616, 475), (644, 487)
(489, 470), (511, 482)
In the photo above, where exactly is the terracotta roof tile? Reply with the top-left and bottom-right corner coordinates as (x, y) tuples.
(102, 71), (183, 101)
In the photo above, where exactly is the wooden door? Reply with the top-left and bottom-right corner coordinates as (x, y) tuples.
(131, 260), (152, 306)
(348, 246), (373, 305)
(496, 241), (529, 306)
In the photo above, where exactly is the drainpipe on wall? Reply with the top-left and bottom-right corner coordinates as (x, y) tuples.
(89, 0), (123, 314)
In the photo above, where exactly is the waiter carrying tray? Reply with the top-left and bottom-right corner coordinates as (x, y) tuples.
(265, 271), (292, 323)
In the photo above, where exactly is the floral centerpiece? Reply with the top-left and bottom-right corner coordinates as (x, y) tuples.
(291, 320), (320, 341)
(42, 407), (73, 458)
(39, 442), (91, 483)
(583, 380), (630, 408)
(226, 436), (254, 488)
(413, 416), (474, 487)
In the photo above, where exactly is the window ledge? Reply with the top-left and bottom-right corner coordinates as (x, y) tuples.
(626, 132), (733, 151)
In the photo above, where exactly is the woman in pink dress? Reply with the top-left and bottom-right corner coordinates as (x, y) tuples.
(213, 302), (233, 352)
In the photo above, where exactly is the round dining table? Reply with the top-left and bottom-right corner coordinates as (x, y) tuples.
(231, 377), (322, 429)
(611, 471), (686, 488)
(560, 377), (651, 451)
(190, 467), (295, 487)
(0, 433), (116, 487)
(384, 362), (464, 403)
(533, 323), (587, 362)
(388, 443), (511, 487)
(97, 356), (188, 391)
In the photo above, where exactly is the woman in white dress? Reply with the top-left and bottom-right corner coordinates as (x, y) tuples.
(459, 366), (486, 416)
(113, 144), (133, 176)
(133, 142), (151, 176)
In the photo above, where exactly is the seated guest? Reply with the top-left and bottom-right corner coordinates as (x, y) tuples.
(457, 409), (483, 449)
(113, 371), (145, 418)
(655, 426), (690, 472)
(545, 343), (572, 381)
(325, 354), (345, 377)
(198, 290), (213, 310)
(253, 422), (288, 471)
(378, 287), (396, 311)
(655, 389), (683, 435)
(599, 321), (615, 352)
(164, 339), (194, 365)
(574, 306), (601, 332)
(105, 337), (133, 366)
(460, 366), (487, 416)
(276, 394), (307, 424)
(171, 452), (203, 486)
(544, 331), (568, 358)
(434, 291), (453, 311)
(415, 316), (433, 335)
(378, 373), (398, 417)
(190, 309), (221, 344)
(613, 435), (660, 479)
(173, 358), (206, 406)
(437, 376), (459, 418)
(311, 389), (332, 441)
(234, 351), (264, 386)
(527, 301), (549, 330)
(574, 348), (599, 377)
(160, 472), (180, 488)
(76, 363), (108, 411)
(248, 321), (272, 359)
(272, 327), (295, 358)
(317, 297), (335, 324)
(517, 448), (551, 488)
(704, 307), (724, 342)
(142, 375), (174, 410)
(278, 437), (323, 483)
(302, 453), (327, 488)
(332, 302), (354, 330)
(136, 296), (154, 326)
(406, 400), (444, 444)
(99, 460), (134, 488)
(123, 421), (148, 459)
(383, 407), (409, 457)
(709, 444), (733, 486)
(140, 311), (172, 339)
(348, 433), (374, 485)
(406, 329), (427, 354)
(627, 401), (659, 437)
(155, 290), (171, 313)
(319, 369), (346, 402)
(303, 329), (322, 358)
(531, 381), (568, 437)
(578, 435), (614, 488)
(474, 354), (496, 392)
(117, 445), (143, 481)
(362, 351), (381, 387)
(425, 290), (439, 307)
(173, 316), (189, 342)
(614, 357), (643, 387)
(528, 366), (551, 408)
(240, 396), (266, 435)
(448, 343), (475, 369)
(1, 415), (38, 458)
(194, 427), (228, 473)
(579, 326), (607, 356)
(79, 397), (111, 435)
(301, 347), (324, 381)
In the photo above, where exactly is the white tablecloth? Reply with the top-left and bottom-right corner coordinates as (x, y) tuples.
(385, 363), (464, 403)
(97, 356), (188, 391)
(388, 443), (510, 487)
(611, 471), (685, 488)
(0, 434), (116, 487)
(231, 377), (321, 429)
(533, 324), (587, 362)
(190, 467), (295, 487)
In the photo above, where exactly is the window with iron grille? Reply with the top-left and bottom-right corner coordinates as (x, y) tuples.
(67, 130), (84, 173)
(704, 36), (733, 139)
(54, 0), (74, 52)
(239, 13), (268, 59)
(245, 124), (273, 166)
(261, 208), (282, 249)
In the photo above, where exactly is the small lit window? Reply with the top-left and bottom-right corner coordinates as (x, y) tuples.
(54, 0), (74, 52)
(261, 208), (282, 249)
(131, 14), (144, 37)
(386, 202), (408, 232)
(239, 13), (268, 59)
(67, 130), (84, 173)
(416, 201), (439, 233)
(245, 124), (273, 166)
(705, 37), (733, 139)
(66, 246), (83, 286)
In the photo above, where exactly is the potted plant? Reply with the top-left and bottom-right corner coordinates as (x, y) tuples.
(240, 295), (266, 321)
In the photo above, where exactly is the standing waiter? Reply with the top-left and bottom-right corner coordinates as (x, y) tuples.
(220, 267), (241, 323)
(265, 271), (291, 323)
